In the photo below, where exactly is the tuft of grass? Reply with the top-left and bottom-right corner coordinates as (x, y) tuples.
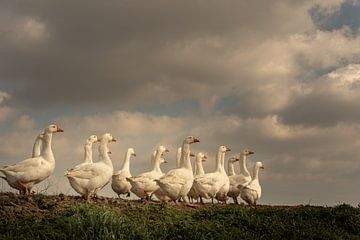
(1, 203), (360, 240)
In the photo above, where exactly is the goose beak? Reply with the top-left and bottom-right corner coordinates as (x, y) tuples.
(260, 166), (264, 169)
(165, 149), (170, 153)
(108, 151), (112, 154)
(164, 160), (168, 163)
(226, 147), (231, 152)
(133, 153), (137, 157)
(56, 127), (64, 132)
(190, 153), (195, 157)
(202, 156), (207, 162)
(96, 137), (101, 142)
(112, 137), (117, 142)
(193, 137), (200, 143)
(248, 150), (254, 155)
(235, 157), (240, 161)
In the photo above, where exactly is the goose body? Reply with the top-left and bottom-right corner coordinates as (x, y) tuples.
(156, 136), (200, 202)
(111, 148), (136, 198)
(65, 133), (116, 200)
(228, 149), (254, 204)
(240, 161), (264, 207)
(127, 146), (169, 200)
(0, 125), (63, 195)
(193, 146), (230, 202)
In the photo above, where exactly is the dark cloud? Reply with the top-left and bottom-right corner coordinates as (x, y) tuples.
(0, 0), (311, 110)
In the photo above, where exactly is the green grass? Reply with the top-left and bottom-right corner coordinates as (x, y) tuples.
(1, 203), (360, 240)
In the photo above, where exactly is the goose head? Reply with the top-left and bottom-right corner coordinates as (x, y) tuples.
(184, 136), (200, 144)
(219, 145), (231, 153)
(256, 161), (264, 169)
(157, 145), (170, 155)
(196, 152), (207, 162)
(99, 133), (116, 143)
(242, 148), (254, 156)
(229, 156), (240, 163)
(128, 147), (136, 157)
(44, 124), (64, 133)
(86, 135), (99, 144)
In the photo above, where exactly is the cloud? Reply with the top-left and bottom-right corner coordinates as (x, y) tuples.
(279, 64), (360, 126)
(0, 91), (16, 123)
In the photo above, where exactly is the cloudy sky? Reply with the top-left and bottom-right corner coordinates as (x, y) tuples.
(1, 0), (360, 205)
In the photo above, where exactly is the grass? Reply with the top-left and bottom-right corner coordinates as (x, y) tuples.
(1, 203), (360, 240)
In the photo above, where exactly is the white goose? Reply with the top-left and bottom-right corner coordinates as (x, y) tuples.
(228, 149), (254, 204)
(155, 136), (200, 203)
(1, 133), (44, 194)
(226, 156), (242, 204)
(188, 152), (207, 203)
(0, 124), (64, 195)
(126, 146), (169, 201)
(193, 145), (231, 204)
(111, 148), (136, 198)
(240, 161), (264, 208)
(66, 135), (100, 196)
(65, 133), (116, 200)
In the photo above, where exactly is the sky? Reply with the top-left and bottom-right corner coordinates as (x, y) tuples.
(1, 0), (360, 206)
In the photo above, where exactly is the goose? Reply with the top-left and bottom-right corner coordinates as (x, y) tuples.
(228, 149), (254, 204)
(126, 146), (169, 201)
(1, 133), (44, 194)
(188, 152), (207, 203)
(240, 161), (264, 208)
(215, 148), (234, 204)
(226, 156), (242, 204)
(111, 148), (136, 199)
(155, 136), (200, 204)
(154, 149), (195, 202)
(0, 124), (64, 195)
(65, 135), (100, 196)
(64, 133), (116, 201)
(193, 145), (231, 204)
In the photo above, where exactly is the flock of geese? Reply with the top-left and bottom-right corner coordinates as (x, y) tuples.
(0, 124), (265, 207)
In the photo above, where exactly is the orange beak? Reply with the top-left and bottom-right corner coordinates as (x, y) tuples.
(112, 137), (117, 142)
(165, 149), (170, 153)
(248, 150), (254, 155)
(56, 127), (64, 132)
(226, 147), (231, 152)
(193, 137), (200, 143)
(190, 153), (195, 157)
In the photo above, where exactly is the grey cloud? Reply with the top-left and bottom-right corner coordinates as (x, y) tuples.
(0, 0), (312, 110)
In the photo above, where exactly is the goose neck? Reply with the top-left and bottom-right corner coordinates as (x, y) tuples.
(228, 161), (236, 176)
(180, 142), (192, 170)
(253, 165), (260, 181)
(32, 137), (42, 158)
(121, 150), (132, 171)
(99, 141), (112, 166)
(195, 157), (205, 176)
(84, 143), (93, 163)
(240, 154), (251, 177)
(41, 132), (54, 162)
(153, 150), (162, 173)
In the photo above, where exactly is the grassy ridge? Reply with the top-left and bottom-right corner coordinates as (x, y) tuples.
(1, 203), (360, 240)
